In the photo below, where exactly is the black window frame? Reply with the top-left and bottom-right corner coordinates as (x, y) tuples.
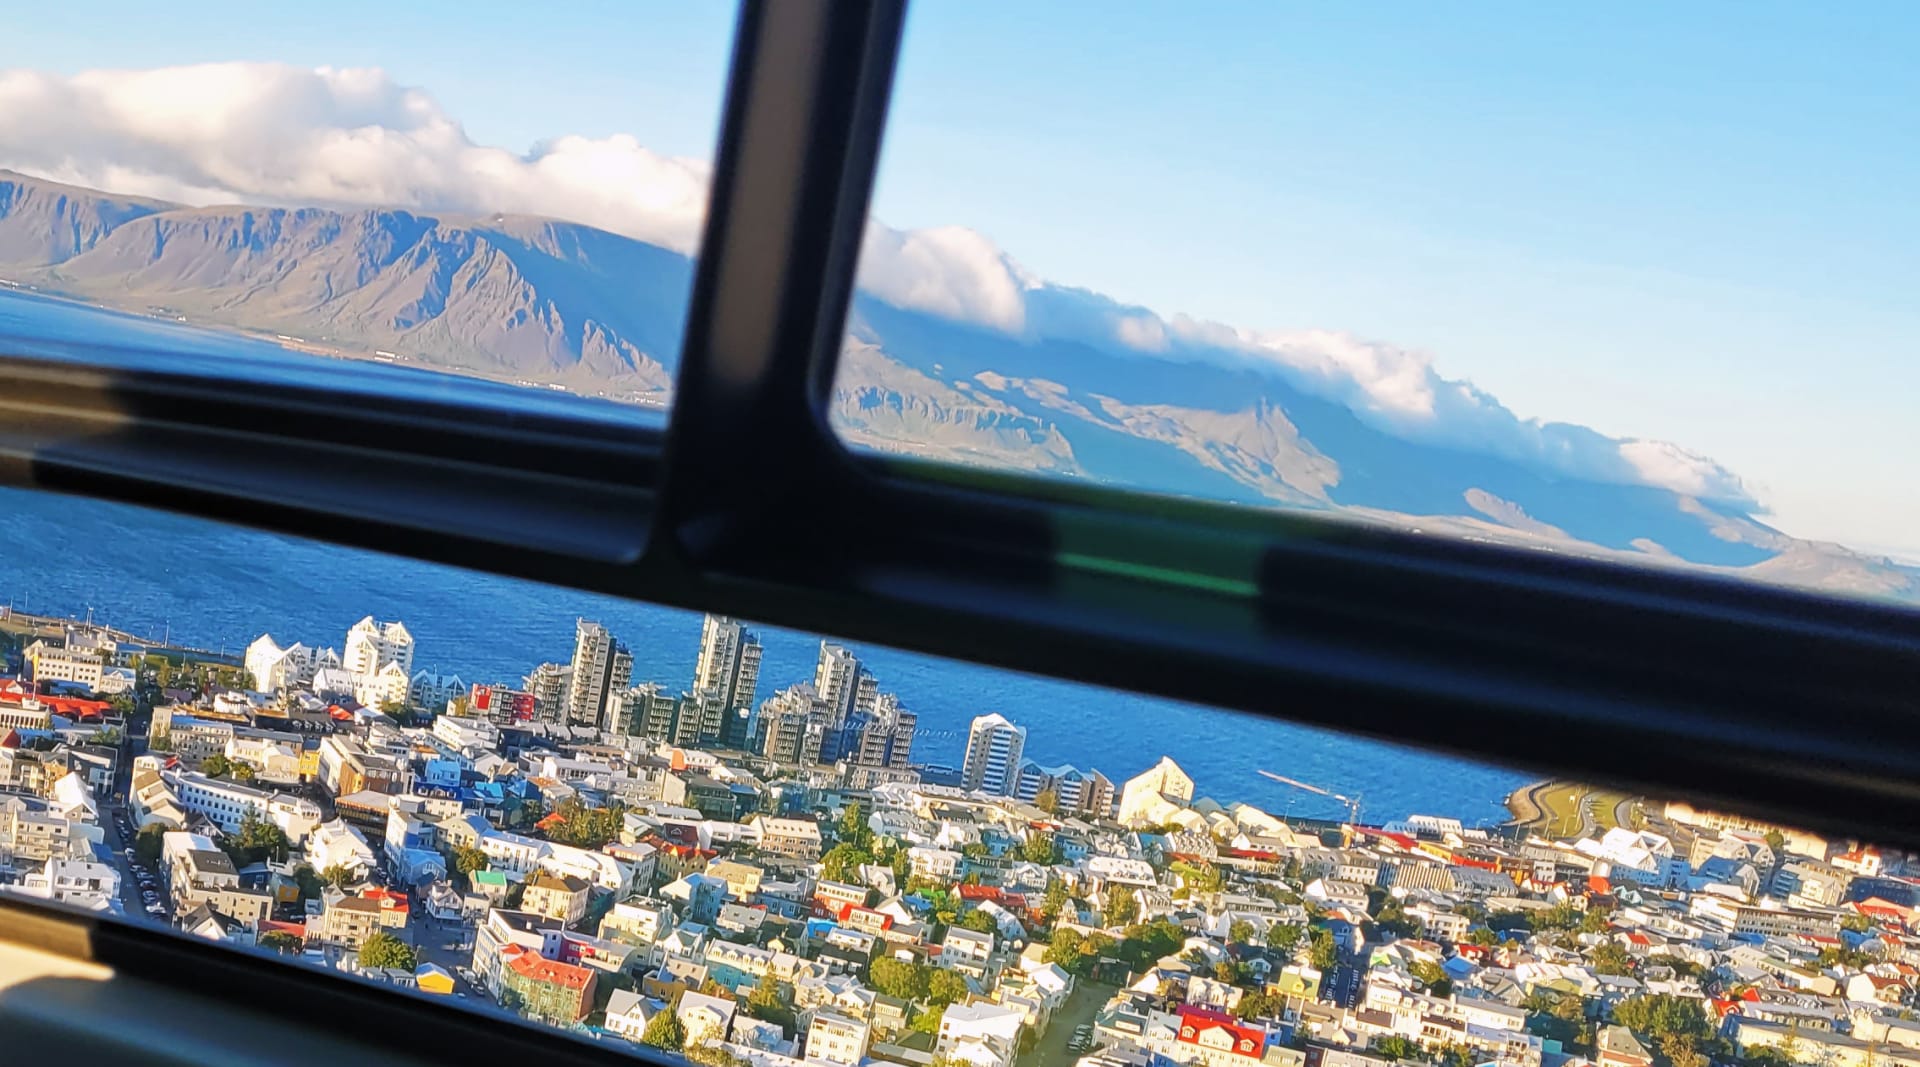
(0, 0), (1915, 855)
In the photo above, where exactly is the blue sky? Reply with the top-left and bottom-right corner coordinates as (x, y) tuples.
(13, 2), (1920, 551)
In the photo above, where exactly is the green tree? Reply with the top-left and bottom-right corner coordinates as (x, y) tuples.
(927, 969), (970, 1006)
(134, 823), (167, 866)
(229, 761), (257, 783)
(1267, 922), (1305, 954)
(258, 931), (304, 954)
(1436, 1044), (1476, 1067)
(199, 753), (230, 778)
(1115, 918), (1187, 971)
(291, 865), (327, 900)
(1841, 912), (1873, 933)
(1104, 887), (1139, 927)
(838, 803), (872, 850)
(1308, 927), (1339, 971)
(1042, 876), (1071, 922)
(544, 797), (625, 849)
(1589, 941), (1635, 977)
(1410, 959), (1453, 997)
(1229, 920), (1258, 946)
(1374, 897), (1419, 938)
(1581, 907), (1613, 934)
(1022, 831), (1060, 865)
(452, 844), (489, 877)
(1525, 989), (1588, 1048)
(357, 931), (416, 971)
(222, 810), (290, 866)
(1236, 990), (1283, 1021)
(747, 971), (794, 1029)
(869, 957), (929, 1001)
(957, 909), (998, 935)
(821, 842), (875, 883)
(1033, 787), (1060, 815)
(1045, 928), (1116, 978)
(1613, 994), (1711, 1044)
(961, 841), (991, 862)
(321, 863), (356, 889)
(1375, 1036), (1420, 1061)
(642, 1008), (687, 1051)
(910, 1007), (946, 1034)
(1764, 829), (1786, 853)
(1661, 1033), (1707, 1067)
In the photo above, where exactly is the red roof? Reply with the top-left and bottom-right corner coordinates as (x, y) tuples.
(1588, 876), (1613, 895)
(261, 920), (307, 938)
(958, 884), (1003, 902)
(361, 887), (410, 914)
(502, 945), (593, 990)
(1175, 1005), (1267, 1059)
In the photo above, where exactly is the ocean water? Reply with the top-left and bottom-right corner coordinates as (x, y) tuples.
(0, 289), (1528, 824)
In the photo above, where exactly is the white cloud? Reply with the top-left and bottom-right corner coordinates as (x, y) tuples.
(1113, 313), (1169, 353)
(0, 64), (714, 253)
(856, 223), (1028, 333)
(0, 61), (1760, 510)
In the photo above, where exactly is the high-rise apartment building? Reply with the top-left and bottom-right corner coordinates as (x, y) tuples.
(524, 663), (572, 723)
(613, 683), (680, 741)
(758, 685), (827, 766)
(343, 617), (413, 679)
(565, 620), (632, 729)
(814, 643), (878, 720)
(961, 713), (1026, 796)
(852, 693), (916, 769)
(693, 615), (763, 717)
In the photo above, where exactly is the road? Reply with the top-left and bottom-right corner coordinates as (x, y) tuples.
(100, 800), (169, 925)
(1325, 963), (1361, 1009)
(1019, 980), (1116, 1067)
(410, 907), (485, 999)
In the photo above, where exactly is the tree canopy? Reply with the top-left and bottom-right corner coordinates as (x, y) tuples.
(642, 1008), (687, 1051)
(543, 797), (625, 849)
(221, 810), (290, 866)
(357, 931), (416, 971)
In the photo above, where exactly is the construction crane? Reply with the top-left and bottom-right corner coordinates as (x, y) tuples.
(1258, 769), (1362, 825)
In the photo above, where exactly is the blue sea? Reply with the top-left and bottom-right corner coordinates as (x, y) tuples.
(0, 287), (1528, 825)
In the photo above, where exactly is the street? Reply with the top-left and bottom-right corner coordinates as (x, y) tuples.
(1019, 980), (1116, 1067)
(1325, 962), (1361, 1008)
(100, 800), (168, 925)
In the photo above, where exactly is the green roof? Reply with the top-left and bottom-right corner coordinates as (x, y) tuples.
(473, 870), (508, 887)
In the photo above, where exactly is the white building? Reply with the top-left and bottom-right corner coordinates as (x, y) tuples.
(937, 1000), (1024, 1067)
(343, 617), (414, 680)
(244, 635), (323, 694)
(805, 1011), (872, 1067)
(306, 818), (377, 879)
(23, 640), (104, 691)
(433, 715), (501, 753)
(1117, 757), (1195, 826)
(961, 714), (1026, 797)
(355, 661), (413, 711)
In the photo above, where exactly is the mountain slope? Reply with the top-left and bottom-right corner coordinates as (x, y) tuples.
(2, 170), (1915, 602)
(0, 169), (174, 267)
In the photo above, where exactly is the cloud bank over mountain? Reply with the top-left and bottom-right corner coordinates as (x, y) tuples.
(0, 61), (1756, 510)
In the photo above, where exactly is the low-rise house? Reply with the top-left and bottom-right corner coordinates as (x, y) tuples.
(523, 870), (591, 927)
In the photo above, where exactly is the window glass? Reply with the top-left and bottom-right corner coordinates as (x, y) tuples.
(1, 2), (733, 414)
(0, 486), (1904, 1065)
(832, 5), (1920, 607)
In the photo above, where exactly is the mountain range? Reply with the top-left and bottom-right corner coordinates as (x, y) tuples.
(2, 169), (1912, 602)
